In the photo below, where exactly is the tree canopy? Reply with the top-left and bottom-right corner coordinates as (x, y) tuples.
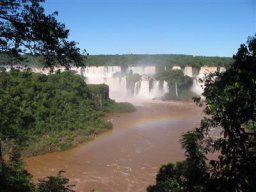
(155, 69), (193, 98)
(0, 0), (86, 69)
(155, 69), (193, 90)
(85, 54), (232, 68)
(0, 70), (114, 156)
(148, 36), (256, 192)
(3, 54), (233, 69)
(0, 149), (76, 192)
(0, 1), (89, 191)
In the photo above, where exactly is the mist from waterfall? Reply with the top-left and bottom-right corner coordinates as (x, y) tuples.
(20, 65), (226, 102)
(75, 65), (225, 102)
(80, 66), (169, 102)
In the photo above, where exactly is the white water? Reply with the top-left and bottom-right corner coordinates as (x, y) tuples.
(80, 66), (168, 101)
(191, 66), (219, 95)
(73, 65), (224, 101)
(4, 65), (225, 101)
(183, 66), (193, 77)
(127, 66), (155, 75)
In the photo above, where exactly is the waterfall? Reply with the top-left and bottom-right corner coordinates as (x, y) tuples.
(219, 67), (226, 73)
(183, 66), (193, 77)
(82, 66), (168, 101)
(134, 80), (150, 99)
(191, 66), (225, 95)
(199, 66), (218, 74)
(127, 66), (156, 75)
(27, 65), (226, 100)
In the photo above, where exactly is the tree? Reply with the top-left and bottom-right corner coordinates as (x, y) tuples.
(0, 0), (86, 69)
(126, 70), (141, 96)
(147, 131), (208, 192)
(155, 69), (193, 98)
(198, 35), (256, 191)
(0, 148), (35, 192)
(0, 149), (75, 192)
(37, 171), (75, 192)
(0, 1), (86, 191)
(0, 0), (89, 159)
(149, 35), (256, 191)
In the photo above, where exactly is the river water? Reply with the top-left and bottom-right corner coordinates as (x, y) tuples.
(25, 100), (203, 192)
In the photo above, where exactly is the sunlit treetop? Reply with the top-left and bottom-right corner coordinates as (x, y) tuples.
(0, 0), (87, 69)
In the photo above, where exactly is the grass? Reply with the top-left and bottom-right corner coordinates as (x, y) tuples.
(103, 100), (136, 113)
(162, 90), (197, 101)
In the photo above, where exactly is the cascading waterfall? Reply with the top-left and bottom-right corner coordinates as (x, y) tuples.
(81, 66), (168, 101)
(183, 66), (193, 77)
(190, 66), (221, 95)
(133, 80), (169, 99)
(79, 65), (225, 101)
(25, 65), (226, 100)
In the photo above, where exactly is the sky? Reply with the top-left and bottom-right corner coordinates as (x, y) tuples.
(43, 0), (256, 57)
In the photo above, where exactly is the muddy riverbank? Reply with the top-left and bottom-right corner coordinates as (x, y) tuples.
(25, 100), (203, 192)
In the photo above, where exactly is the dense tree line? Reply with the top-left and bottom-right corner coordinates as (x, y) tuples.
(0, 68), (136, 192)
(0, 69), (113, 156)
(0, 53), (232, 69)
(86, 54), (232, 68)
(148, 36), (256, 192)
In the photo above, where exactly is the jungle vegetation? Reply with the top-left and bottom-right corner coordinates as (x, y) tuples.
(0, 1), (133, 191)
(86, 54), (233, 69)
(0, 69), (114, 156)
(155, 69), (194, 100)
(0, 53), (233, 69)
(148, 36), (256, 192)
(0, 68), (137, 192)
(0, 0), (86, 69)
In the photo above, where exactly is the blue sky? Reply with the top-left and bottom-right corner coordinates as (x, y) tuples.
(44, 0), (255, 57)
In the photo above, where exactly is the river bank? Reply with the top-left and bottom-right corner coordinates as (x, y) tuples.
(25, 100), (203, 192)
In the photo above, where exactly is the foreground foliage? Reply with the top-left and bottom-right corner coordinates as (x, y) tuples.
(0, 70), (113, 156)
(0, 150), (75, 192)
(0, 69), (137, 191)
(148, 36), (256, 192)
(0, 1), (90, 191)
(0, 0), (86, 69)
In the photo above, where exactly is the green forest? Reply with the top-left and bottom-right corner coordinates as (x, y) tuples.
(0, 69), (135, 156)
(148, 37), (256, 192)
(86, 54), (233, 68)
(0, 0), (255, 191)
(155, 69), (194, 100)
(0, 53), (233, 69)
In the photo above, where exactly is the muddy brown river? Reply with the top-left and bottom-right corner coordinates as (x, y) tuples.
(25, 101), (203, 192)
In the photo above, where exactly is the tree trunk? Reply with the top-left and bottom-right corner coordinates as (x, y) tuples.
(175, 82), (178, 97)
(0, 139), (3, 168)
